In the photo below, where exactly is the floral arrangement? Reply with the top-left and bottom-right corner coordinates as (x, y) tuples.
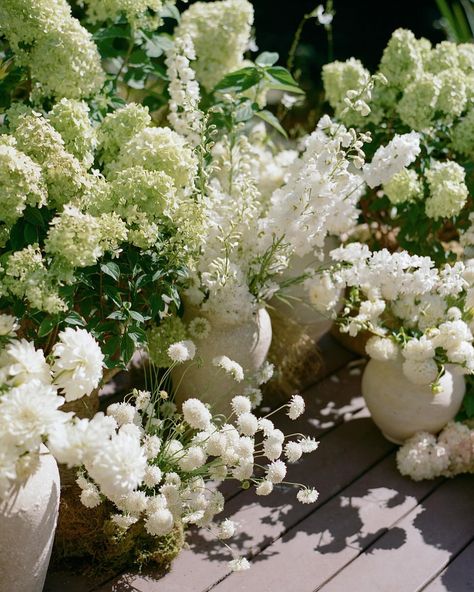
(312, 244), (474, 388)
(322, 29), (474, 263)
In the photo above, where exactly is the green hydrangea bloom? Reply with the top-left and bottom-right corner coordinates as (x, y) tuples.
(13, 112), (65, 164)
(397, 73), (440, 130)
(425, 160), (468, 219)
(426, 41), (460, 74)
(48, 99), (97, 168)
(0, 140), (47, 226)
(0, 0), (104, 99)
(96, 212), (128, 256)
(3, 245), (66, 313)
(147, 316), (187, 367)
(82, 0), (164, 29)
(176, 0), (254, 90)
(379, 29), (423, 88)
(97, 104), (151, 165)
(109, 127), (197, 193)
(451, 108), (474, 159)
(458, 43), (474, 75)
(436, 69), (467, 119)
(383, 168), (423, 205)
(322, 58), (370, 114)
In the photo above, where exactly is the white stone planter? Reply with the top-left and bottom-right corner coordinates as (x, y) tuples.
(173, 307), (272, 415)
(362, 358), (466, 444)
(0, 445), (60, 592)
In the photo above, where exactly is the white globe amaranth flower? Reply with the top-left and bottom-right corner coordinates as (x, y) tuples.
(167, 340), (196, 363)
(255, 480), (273, 496)
(266, 459), (287, 484)
(178, 445), (207, 471)
(175, 0), (254, 90)
(285, 441), (303, 463)
(182, 399), (212, 431)
(299, 436), (320, 453)
(106, 403), (137, 427)
(228, 556), (250, 572)
(80, 485), (102, 508)
(397, 432), (449, 480)
(52, 327), (104, 401)
(145, 508), (174, 536)
(212, 355), (244, 382)
(143, 465), (163, 488)
(365, 336), (399, 362)
(297, 488), (320, 504)
(231, 395), (252, 416)
(236, 412), (258, 437)
(217, 518), (237, 540)
(111, 513), (138, 530)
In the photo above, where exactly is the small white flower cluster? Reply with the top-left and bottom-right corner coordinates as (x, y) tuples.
(0, 323), (104, 497)
(397, 421), (474, 480)
(324, 245), (474, 386)
(63, 392), (319, 571)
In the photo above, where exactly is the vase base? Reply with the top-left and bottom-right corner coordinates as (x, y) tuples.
(381, 431), (404, 445)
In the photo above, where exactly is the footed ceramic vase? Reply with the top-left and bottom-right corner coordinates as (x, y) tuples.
(362, 358), (466, 444)
(0, 445), (60, 592)
(172, 307), (272, 415)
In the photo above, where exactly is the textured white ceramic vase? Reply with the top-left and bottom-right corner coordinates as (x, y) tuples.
(0, 445), (60, 592)
(173, 307), (272, 415)
(362, 358), (466, 444)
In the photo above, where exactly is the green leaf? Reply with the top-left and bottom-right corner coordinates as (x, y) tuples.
(160, 3), (180, 21)
(128, 310), (146, 323)
(100, 262), (121, 282)
(107, 310), (127, 321)
(120, 332), (136, 364)
(214, 67), (262, 93)
(234, 100), (255, 123)
(38, 316), (58, 338)
(255, 110), (288, 138)
(142, 33), (173, 58)
(24, 223), (38, 245)
(64, 311), (86, 327)
(23, 207), (46, 229)
(256, 52), (279, 67)
(93, 25), (131, 41)
(265, 66), (305, 94)
(463, 391), (474, 418)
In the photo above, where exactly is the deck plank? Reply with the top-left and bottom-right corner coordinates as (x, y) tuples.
(421, 540), (474, 592)
(207, 455), (441, 592)
(94, 413), (393, 592)
(318, 475), (474, 592)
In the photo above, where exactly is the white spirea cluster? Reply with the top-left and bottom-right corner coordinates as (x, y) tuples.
(62, 390), (319, 571)
(0, 324), (104, 496)
(175, 0), (254, 90)
(397, 421), (474, 480)
(327, 245), (474, 386)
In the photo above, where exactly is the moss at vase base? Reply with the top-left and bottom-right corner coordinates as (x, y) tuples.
(52, 484), (184, 578)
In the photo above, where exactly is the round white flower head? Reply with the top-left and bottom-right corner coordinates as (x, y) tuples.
(143, 465), (163, 488)
(182, 398), (212, 430)
(0, 314), (18, 337)
(402, 358), (439, 386)
(188, 317), (211, 340)
(297, 488), (320, 504)
(397, 432), (449, 480)
(80, 485), (102, 508)
(52, 328), (104, 401)
(237, 412), (258, 436)
(298, 436), (320, 453)
(243, 386), (262, 409)
(285, 441), (303, 463)
(0, 339), (51, 387)
(402, 337), (435, 362)
(145, 508), (174, 536)
(365, 336), (399, 361)
(134, 389), (151, 411)
(263, 439), (283, 461)
(143, 435), (162, 459)
(120, 490), (148, 515)
(212, 355), (244, 382)
(167, 340), (196, 363)
(178, 445), (207, 471)
(287, 394), (305, 420)
(266, 460), (287, 484)
(218, 518), (237, 540)
(258, 418), (275, 436)
(111, 514), (139, 530)
(231, 395), (252, 416)
(106, 402), (136, 427)
(256, 480), (274, 496)
(229, 556), (250, 572)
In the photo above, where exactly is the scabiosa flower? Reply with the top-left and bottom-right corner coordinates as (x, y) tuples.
(287, 394), (305, 420)
(256, 480), (274, 496)
(285, 441), (303, 463)
(143, 465), (163, 488)
(52, 328), (104, 401)
(142, 435), (162, 459)
(212, 356), (244, 382)
(167, 340), (196, 363)
(188, 317), (211, 340)
(231, 395), (252, 416)
(182, 398), (212, 430)
(178, 446), (207, 471)
(106, 402), (137, 427)
(237, 412), (258, 436)
(298, 436), (320, 453)
(145, 508), (174, 536)
(297, 488), (320, 504)
(111, 513), (139, 530)
(80, 484), (102, 508)
(266, 460), (287, 484)
(218, 518), (237, 540)
(229, 556), (251, 572)
(134, 389), (151, 411)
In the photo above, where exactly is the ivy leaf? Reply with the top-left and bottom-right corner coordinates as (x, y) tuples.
(255, 109), (288, 138)
(255, 52), (279, 67)
(214, 67), (262, 93)
(100, 261), (120, 282)
(38, 316), (58, 338)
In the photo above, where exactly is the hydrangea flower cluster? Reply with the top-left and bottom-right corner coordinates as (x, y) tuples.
(322, 29), (473, 261)
(397, 421), (474, 480)
(48, 382), (319, 571)
(317, 244), (474, 388)
(0, 320), (104, 497)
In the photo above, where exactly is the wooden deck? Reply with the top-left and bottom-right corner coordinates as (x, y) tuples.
(45, 336), (474, 592)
